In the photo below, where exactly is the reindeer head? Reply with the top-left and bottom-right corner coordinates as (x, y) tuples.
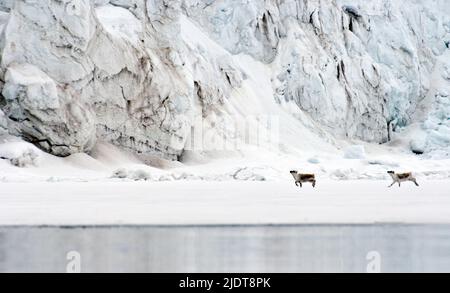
(387, 171), (395, 174)
(290, 170), (298, 175)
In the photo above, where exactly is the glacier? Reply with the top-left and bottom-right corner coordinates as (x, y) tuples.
(0, 0), (449, 163)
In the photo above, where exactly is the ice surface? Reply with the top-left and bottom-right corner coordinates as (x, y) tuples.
(0, 1), (449, 221)
(0, 137), (449, 225)
(0, 109), (7, 135)
(95, 5), (142, 45)
(344, 145), (367, 160)
(1, 180), (450, 225)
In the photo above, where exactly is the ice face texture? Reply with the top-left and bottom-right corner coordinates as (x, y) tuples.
(0, 0), (449, 159)
(0, 108), (7, 135)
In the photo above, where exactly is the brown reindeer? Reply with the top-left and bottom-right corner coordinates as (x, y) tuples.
(290, 171), (316, 188)
(387, 171), (419, 187)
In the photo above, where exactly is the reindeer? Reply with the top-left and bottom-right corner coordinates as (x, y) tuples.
(387, 171), (419, 187)
(290, 171), (316, 188)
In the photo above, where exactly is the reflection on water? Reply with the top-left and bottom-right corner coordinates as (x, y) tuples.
(0, 225), (449, 273)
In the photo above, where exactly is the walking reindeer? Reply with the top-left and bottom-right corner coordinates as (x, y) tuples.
(387, 171), (419, 187)
(290, 171), (317, 188)
(288, 170), (420, 189)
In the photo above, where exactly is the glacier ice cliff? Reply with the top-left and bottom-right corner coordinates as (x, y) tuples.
(0, 0), (449, 160)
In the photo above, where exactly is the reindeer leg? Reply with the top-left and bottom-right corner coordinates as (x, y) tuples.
(295, 181), (299, 187)
(312, 180), (316, 188)
(388, 181), (395, 188)
(412, 179), (419, 187)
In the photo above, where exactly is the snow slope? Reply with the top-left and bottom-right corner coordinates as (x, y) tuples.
(1, 137), (450, 183)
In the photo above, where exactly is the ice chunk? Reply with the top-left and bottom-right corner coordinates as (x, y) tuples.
(410, 137), (427, 155)
(343, 145), (366, 159)
(131, 170), (151, 181)
(111, 168), (152, 181)
(308, 157), (320, 164)
(112, 168), (128, 179)
(0, 0), (13, 12)
(3, 64), (60, 110)
(0, 109), (7, 135)
(232, 168), (266, 181)
(366, 159), (399, 168)
(0, 141), (41, 167)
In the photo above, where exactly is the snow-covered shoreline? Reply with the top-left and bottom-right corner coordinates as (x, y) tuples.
(1, 140), (450, 183)
(1, 181), (449, 226)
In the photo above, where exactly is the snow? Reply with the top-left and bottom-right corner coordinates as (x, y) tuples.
(0, 1), (449, 226)
(0, 126), (448, 227)
(111, 168), (152, 181)
(0, 140), (41, 167)
(343, 145), (367, 159)
(0, 180), (449, 226)
(95, 5), (142, 45)
(0, 138), (450, 184)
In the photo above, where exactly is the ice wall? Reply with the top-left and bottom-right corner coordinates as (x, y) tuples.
(0, 0), (448, 159)
(184, 0), (449, 144)
(0, 0), (195, 159)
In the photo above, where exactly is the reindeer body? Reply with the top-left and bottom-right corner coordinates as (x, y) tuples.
(290, 171), (316, 188)
(388, 171), (419, 187)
